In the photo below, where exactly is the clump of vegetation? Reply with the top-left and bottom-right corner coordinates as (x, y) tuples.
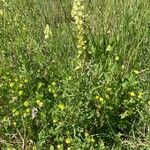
(0, 0), (150, 149)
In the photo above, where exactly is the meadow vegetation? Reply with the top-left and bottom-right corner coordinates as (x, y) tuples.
(0, 0), (150, 149)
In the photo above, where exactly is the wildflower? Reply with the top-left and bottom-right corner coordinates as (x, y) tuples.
(95, 95), (99, 100)
(129, 91), (136, 97)
(19, 83), (23, 88)
(9, 82), (14, 88)
(99, 97), (104, 102)
(106, 45), (112, 52)
(13, 122), (16, 127)
(105, 94), (110, 99)
(138, 92), (143, 99)
(24, 101), (29, 107)
(71, 0), (88, 59)
(52, 81), (56, 86)
(115, 56), (119, 61)
(106, 87), (112, 93)
(133, 70), (140, 74)
(58, 104), (65, 111)
(15, 78), (18, 82)
(0, 9), (3, 16)
(44, 24), (52, 39)
(109, 106), (113, 110)
(24, 79), (28, 83)
(65, 138), (71, 144)
(91, 138), (95, 143)
(53, 119), (57, 124)
(26, 108), (30, 113)
(19, 90), (24, 96)
(36, 100), (43, 107)
(53, 93), (58, 97)
(14, 111), (19, 116)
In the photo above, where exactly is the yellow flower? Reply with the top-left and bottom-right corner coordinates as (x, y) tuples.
(44, 24), (52, 39)
(138, 92), (143, 99)
(91, 138), (95, 143)
(133, 70), (140, 74)
(65, 138), (71, 144)
(58, 104), (65, 111)
(19, 90), (24, 96)
(39, 102), (43, 107)
(53, 93), (58, 97)
(15, 111), (19, 116)
(36, 100), (43, 107)
(24, 79), (28, 83)
(115, 56), (119, 61)
(109, 106), (113, 110)
(9, 82), (14, 87)
(95, 95), (99, 100)
(52, 82), (56, 86)
(24, 101), (29, 107)
(0, 9), (3, 16)
(106, 87), (112, 93)
(148, 101), (150, 106)
(99, 97), (104, 102)
(105, 94), (110, 99)
(129, 91), (136, 97)
(106, 45), (112, 52)
(19, 83), (23, 88)
(26, 108), (30, 113)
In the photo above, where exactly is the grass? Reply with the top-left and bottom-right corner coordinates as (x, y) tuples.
(0, 0), (150, 149)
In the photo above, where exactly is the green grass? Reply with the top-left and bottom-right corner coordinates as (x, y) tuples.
(0, 0), (150, 149)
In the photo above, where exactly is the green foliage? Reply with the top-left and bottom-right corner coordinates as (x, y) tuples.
(0, 0), (150, 149)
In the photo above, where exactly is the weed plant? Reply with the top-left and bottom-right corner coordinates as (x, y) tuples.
(0, 0), (150, 149)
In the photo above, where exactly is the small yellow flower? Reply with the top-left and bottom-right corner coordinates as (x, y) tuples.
(26, 108), (30, 113)
(13, 122), (16, 127)
(99, 97), (104, 102)
(91, 138), (95, 143)
(148, 101), (150, 106)
(44, 24), (52, 39)
(52, 82), (56, 86)
(106, 87), (112, 93)
(129, 91), (136, 97)
(19, 83), (23, 88)
(53, 119), (57, 124)
(15, 111), (19, 116)
(106, 45), (112, 52)
(0, 9), (3, 16)
(12, 108), (16, 113)
(52, 89), (55, 94)
(9, 82), (14, 87)
(105, 94), (110, 99)
(36, 100), (43, 107)
(53, 93), (58, 97)
(138, 92), (143, 99)
(133, 70), (140, 74)
(115, 56), (119, 61)
(24, 101), (29, 107)
(15, 78), (18, 82)
(58, 104), (65, 111)
(109, 106), (113, 110)
(65, 138), (71, 144)
(19, 90), (24, 96)
(39, 102), (43, 107)
(24, 79), (28, 83)
(95, 95), (99, 100)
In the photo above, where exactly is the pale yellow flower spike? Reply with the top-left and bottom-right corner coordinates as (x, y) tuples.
(71, 0), (87, 64)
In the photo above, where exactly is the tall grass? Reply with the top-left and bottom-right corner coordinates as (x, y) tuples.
(0, 0), (150, 149)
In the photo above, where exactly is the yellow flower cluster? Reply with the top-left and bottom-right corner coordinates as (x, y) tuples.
(44, 24), (52, 39)
(71, 0), (87, 58)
